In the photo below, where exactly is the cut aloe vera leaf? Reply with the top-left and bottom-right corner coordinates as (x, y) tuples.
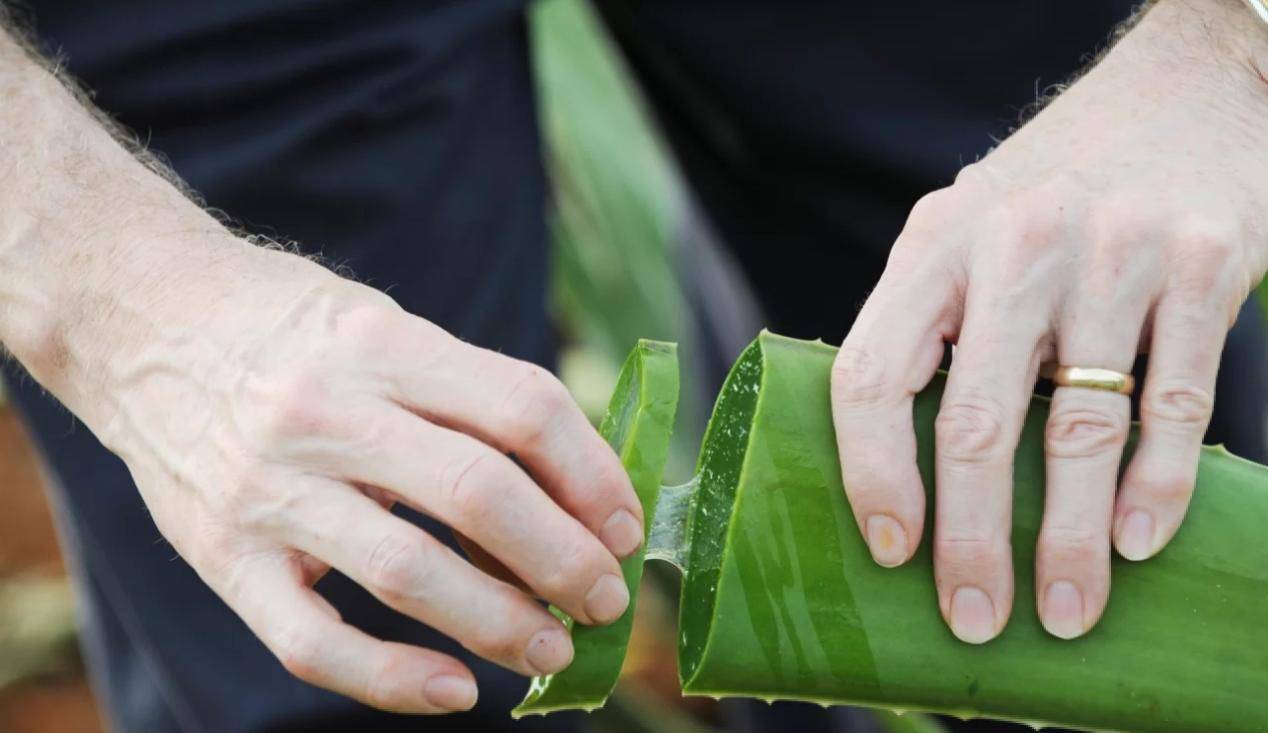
(513, 339), (680, 717)
(679, 331), (1268, 733)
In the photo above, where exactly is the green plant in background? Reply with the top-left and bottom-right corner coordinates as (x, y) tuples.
(529, 1), (942, 731)
(518, 341), (679, 716)
(531, 0), (685, 376)
(527, 334), (1268, 733)
(0, 575), (79, 689)
(532, 0), (717, 485)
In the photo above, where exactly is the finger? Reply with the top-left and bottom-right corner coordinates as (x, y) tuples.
(1036, 313), (1142, 639)
(222, 550), (478, 714)
(271, 479), (576, 677)
(391, 331), (644, 559)
(1114, 296), (1223, 561)
(832, 247), (961, 569)
(323, 413), (629, 626)
(301, 482), (401, 586)
(934, 305), (1045, 644)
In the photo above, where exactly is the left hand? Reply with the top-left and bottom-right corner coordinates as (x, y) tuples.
(831, 0), (1268, 644)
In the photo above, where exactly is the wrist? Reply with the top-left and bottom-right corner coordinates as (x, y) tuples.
(1124, 0), (1268, 114)
(0, 37), (326, 412)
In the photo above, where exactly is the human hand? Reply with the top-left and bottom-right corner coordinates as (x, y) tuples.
(73, 248), (642, 713)
(0, 21), (639, 716)
(831, 0), (1268, 643)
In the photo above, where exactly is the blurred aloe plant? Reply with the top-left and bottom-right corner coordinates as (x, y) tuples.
(0, 574), (78, 689)
(529, 2), (944, 732)
(531, 0), (685, 371)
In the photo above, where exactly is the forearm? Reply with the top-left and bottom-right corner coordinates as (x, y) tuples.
(1130, 0), (1268, 95)
(0, 24), (323, 426)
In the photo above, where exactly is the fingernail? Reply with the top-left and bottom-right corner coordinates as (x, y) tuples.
(1116, 510), (1155, 561)
(949, 586), (997, 644)
(1041, 580), (1086, 640)
(865, 515), (908, 568)
(584, 573), (629, 625)
(600, 508), (643, 558)
(424, 675), (478, 711)
(525, 627), (573, 675)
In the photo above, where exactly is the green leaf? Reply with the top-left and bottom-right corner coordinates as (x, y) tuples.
(537, 332), (1268, 733)
(680, 332), (1268, 733)
(873, 710), (947, 733)
(531, 0), (685, 359)
(514, 340), (680, 716)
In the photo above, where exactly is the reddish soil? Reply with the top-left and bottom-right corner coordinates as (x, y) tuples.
(0, 406), (104, 733)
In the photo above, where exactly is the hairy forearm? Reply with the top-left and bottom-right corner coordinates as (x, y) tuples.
(0, 24), (324, 426)
(0, 26), (223, 388)
(1132, 0), (1268, 90)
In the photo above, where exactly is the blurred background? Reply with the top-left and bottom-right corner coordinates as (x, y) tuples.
(1, 0), (1264, 731)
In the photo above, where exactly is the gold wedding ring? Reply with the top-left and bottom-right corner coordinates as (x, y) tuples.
(1040, 363), (1135, 396)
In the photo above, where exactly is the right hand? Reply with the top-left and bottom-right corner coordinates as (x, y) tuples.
(82, 246), (643, 713)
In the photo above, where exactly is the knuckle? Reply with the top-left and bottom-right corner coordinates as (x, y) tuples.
(1004, 198), (1065, 248)
(335, 304), (407, 356)
(952, 162), (997, 192)
(1045, 405), (1128, 459)
(1171, 214), (1239, 256)
(935, 534), (1004, 570)
(906, 188), (960, 228)
(592, 450), (633, 497)
(843, 483), (904, 513)
(501, 365), (569, 447)
(985, 183), (1073, 254)
(439, 452), (498, 524)
(274, 625), (324, 683)
(253, 370), (340, 446)
(195, 535), (255, 595)
(936, 393), (1014, 463)
(1126, 467), (1195, 507)
(362, 650), (412, 710)
(537, 542), (594, 600)
(1039, 524), (1106, 563)
(1167, 217), (1245, 296)
(364, 532), (431, 599)
(1142, 382), (1214, 429)
(832, 346), (892, 409)
(466, 609), (529, 662)
(578, 450), (633, 516)
(223, 465), (303, 533)
(1166, 252), (1237, 298)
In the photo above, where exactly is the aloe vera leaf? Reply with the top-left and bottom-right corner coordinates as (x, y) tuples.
(513, 339), (680, 717)
(680, 331), (1268, 733)
(873, 710), (948, 733)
